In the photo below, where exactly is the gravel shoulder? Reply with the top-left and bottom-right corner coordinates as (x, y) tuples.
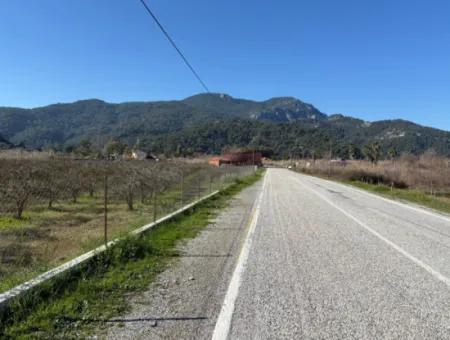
(106, 180), (262, 340)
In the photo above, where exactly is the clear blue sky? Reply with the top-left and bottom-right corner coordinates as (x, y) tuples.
(1, 0), (449, 130)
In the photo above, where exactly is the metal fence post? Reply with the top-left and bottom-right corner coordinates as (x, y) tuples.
(180, 171), (184, 207)
(153, 189), (157, 222)
(104, 171), (108, 247)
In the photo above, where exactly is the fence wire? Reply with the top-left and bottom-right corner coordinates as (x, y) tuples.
(0, 159), (256, 292)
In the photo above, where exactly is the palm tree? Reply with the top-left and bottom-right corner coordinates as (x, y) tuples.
(363, 142), (381, 165)
(388, 147), (398, 161)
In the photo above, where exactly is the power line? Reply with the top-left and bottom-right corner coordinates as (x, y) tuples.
(138, 0), (210, 93)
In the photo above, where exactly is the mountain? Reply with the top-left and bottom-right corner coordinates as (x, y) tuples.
(0, 133), (13, 149)
(0, 93), (449, 158)
(182, 94), (326, 122)
(0, 94), (329, 147)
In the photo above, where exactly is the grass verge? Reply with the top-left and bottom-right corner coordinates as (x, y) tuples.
(0, 169), (264, 339)
(345, 180), (450, 214)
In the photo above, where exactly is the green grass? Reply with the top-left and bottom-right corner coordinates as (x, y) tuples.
(0, 216), (31, 230)
(0, 169), (264, 339)
(345, 181), (450, 214)
(0, 268), (49, 294)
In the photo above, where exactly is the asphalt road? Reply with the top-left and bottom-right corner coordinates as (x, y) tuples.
(215, 168), (450, 339)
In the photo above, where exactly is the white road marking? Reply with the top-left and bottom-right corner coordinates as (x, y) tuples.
(297, 172), (450, 224)
(212, 172), (268, 340)
(293, 175), (450, 288)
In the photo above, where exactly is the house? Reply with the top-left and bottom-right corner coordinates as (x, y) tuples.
(123, 150), (159, 161)
(131, 150), (148, 161)
(209, 156), (223, 167)
(209, 151), (262, 167)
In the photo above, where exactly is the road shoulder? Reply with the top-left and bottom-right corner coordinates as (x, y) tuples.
(106, 180), (262, 339)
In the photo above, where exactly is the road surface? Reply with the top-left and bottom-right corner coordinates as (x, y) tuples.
(214, 168), (450, 339)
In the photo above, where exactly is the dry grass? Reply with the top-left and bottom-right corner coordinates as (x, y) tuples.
(293, 153), (450, 193)
(290, 153), (450, 212)
(0, 149), (58, 160)
(0, 196), (160, 292)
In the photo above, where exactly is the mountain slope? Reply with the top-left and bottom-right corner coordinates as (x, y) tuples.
(0, 93), (449, 157)
(0, 94), (329, 148)
(0, 133), (13, 149)
(182, 94), (326, 122)
(146, 117), (450, 158)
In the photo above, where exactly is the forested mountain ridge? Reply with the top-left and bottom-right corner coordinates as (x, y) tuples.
(0, 93), (449, 158)
(182, 94), (327, 122)
(0, 133), (12, 149)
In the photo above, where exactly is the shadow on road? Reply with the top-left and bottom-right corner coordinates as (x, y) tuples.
(62, 316), (208, 323)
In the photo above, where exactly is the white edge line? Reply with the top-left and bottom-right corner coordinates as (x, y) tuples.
(0, 190), (220, 308)
(212, 173), (267, 340)
(294, 171), (450, 224)
(293, 176), (450, 287)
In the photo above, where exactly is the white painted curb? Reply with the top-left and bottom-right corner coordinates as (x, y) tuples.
(0, 190), (219, 310)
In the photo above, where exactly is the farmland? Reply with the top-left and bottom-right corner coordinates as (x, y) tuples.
(0, 157), (254, 293)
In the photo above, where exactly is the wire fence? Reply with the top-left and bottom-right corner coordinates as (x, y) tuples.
(0, 158), (256, 293)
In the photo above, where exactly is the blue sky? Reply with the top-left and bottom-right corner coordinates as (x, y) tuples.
(1, 0), (449, 130)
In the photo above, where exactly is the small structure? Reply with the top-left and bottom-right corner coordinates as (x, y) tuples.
(123, 150), (158, 161)
(209, 156), (223, 167)
(131, 150), (148, 161)
(209, 151), (262, 167)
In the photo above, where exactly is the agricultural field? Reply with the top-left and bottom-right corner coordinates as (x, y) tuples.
(0, 158), (254, 293)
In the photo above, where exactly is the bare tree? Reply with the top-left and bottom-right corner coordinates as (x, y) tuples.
(37, 161), (65, 208)
(0, 160), (41, 219)
(112, 163), (142, 210)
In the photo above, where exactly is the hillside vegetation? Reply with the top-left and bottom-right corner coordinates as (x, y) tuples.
(0, 93), (449, 158)
(0, 134), (12, 149)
